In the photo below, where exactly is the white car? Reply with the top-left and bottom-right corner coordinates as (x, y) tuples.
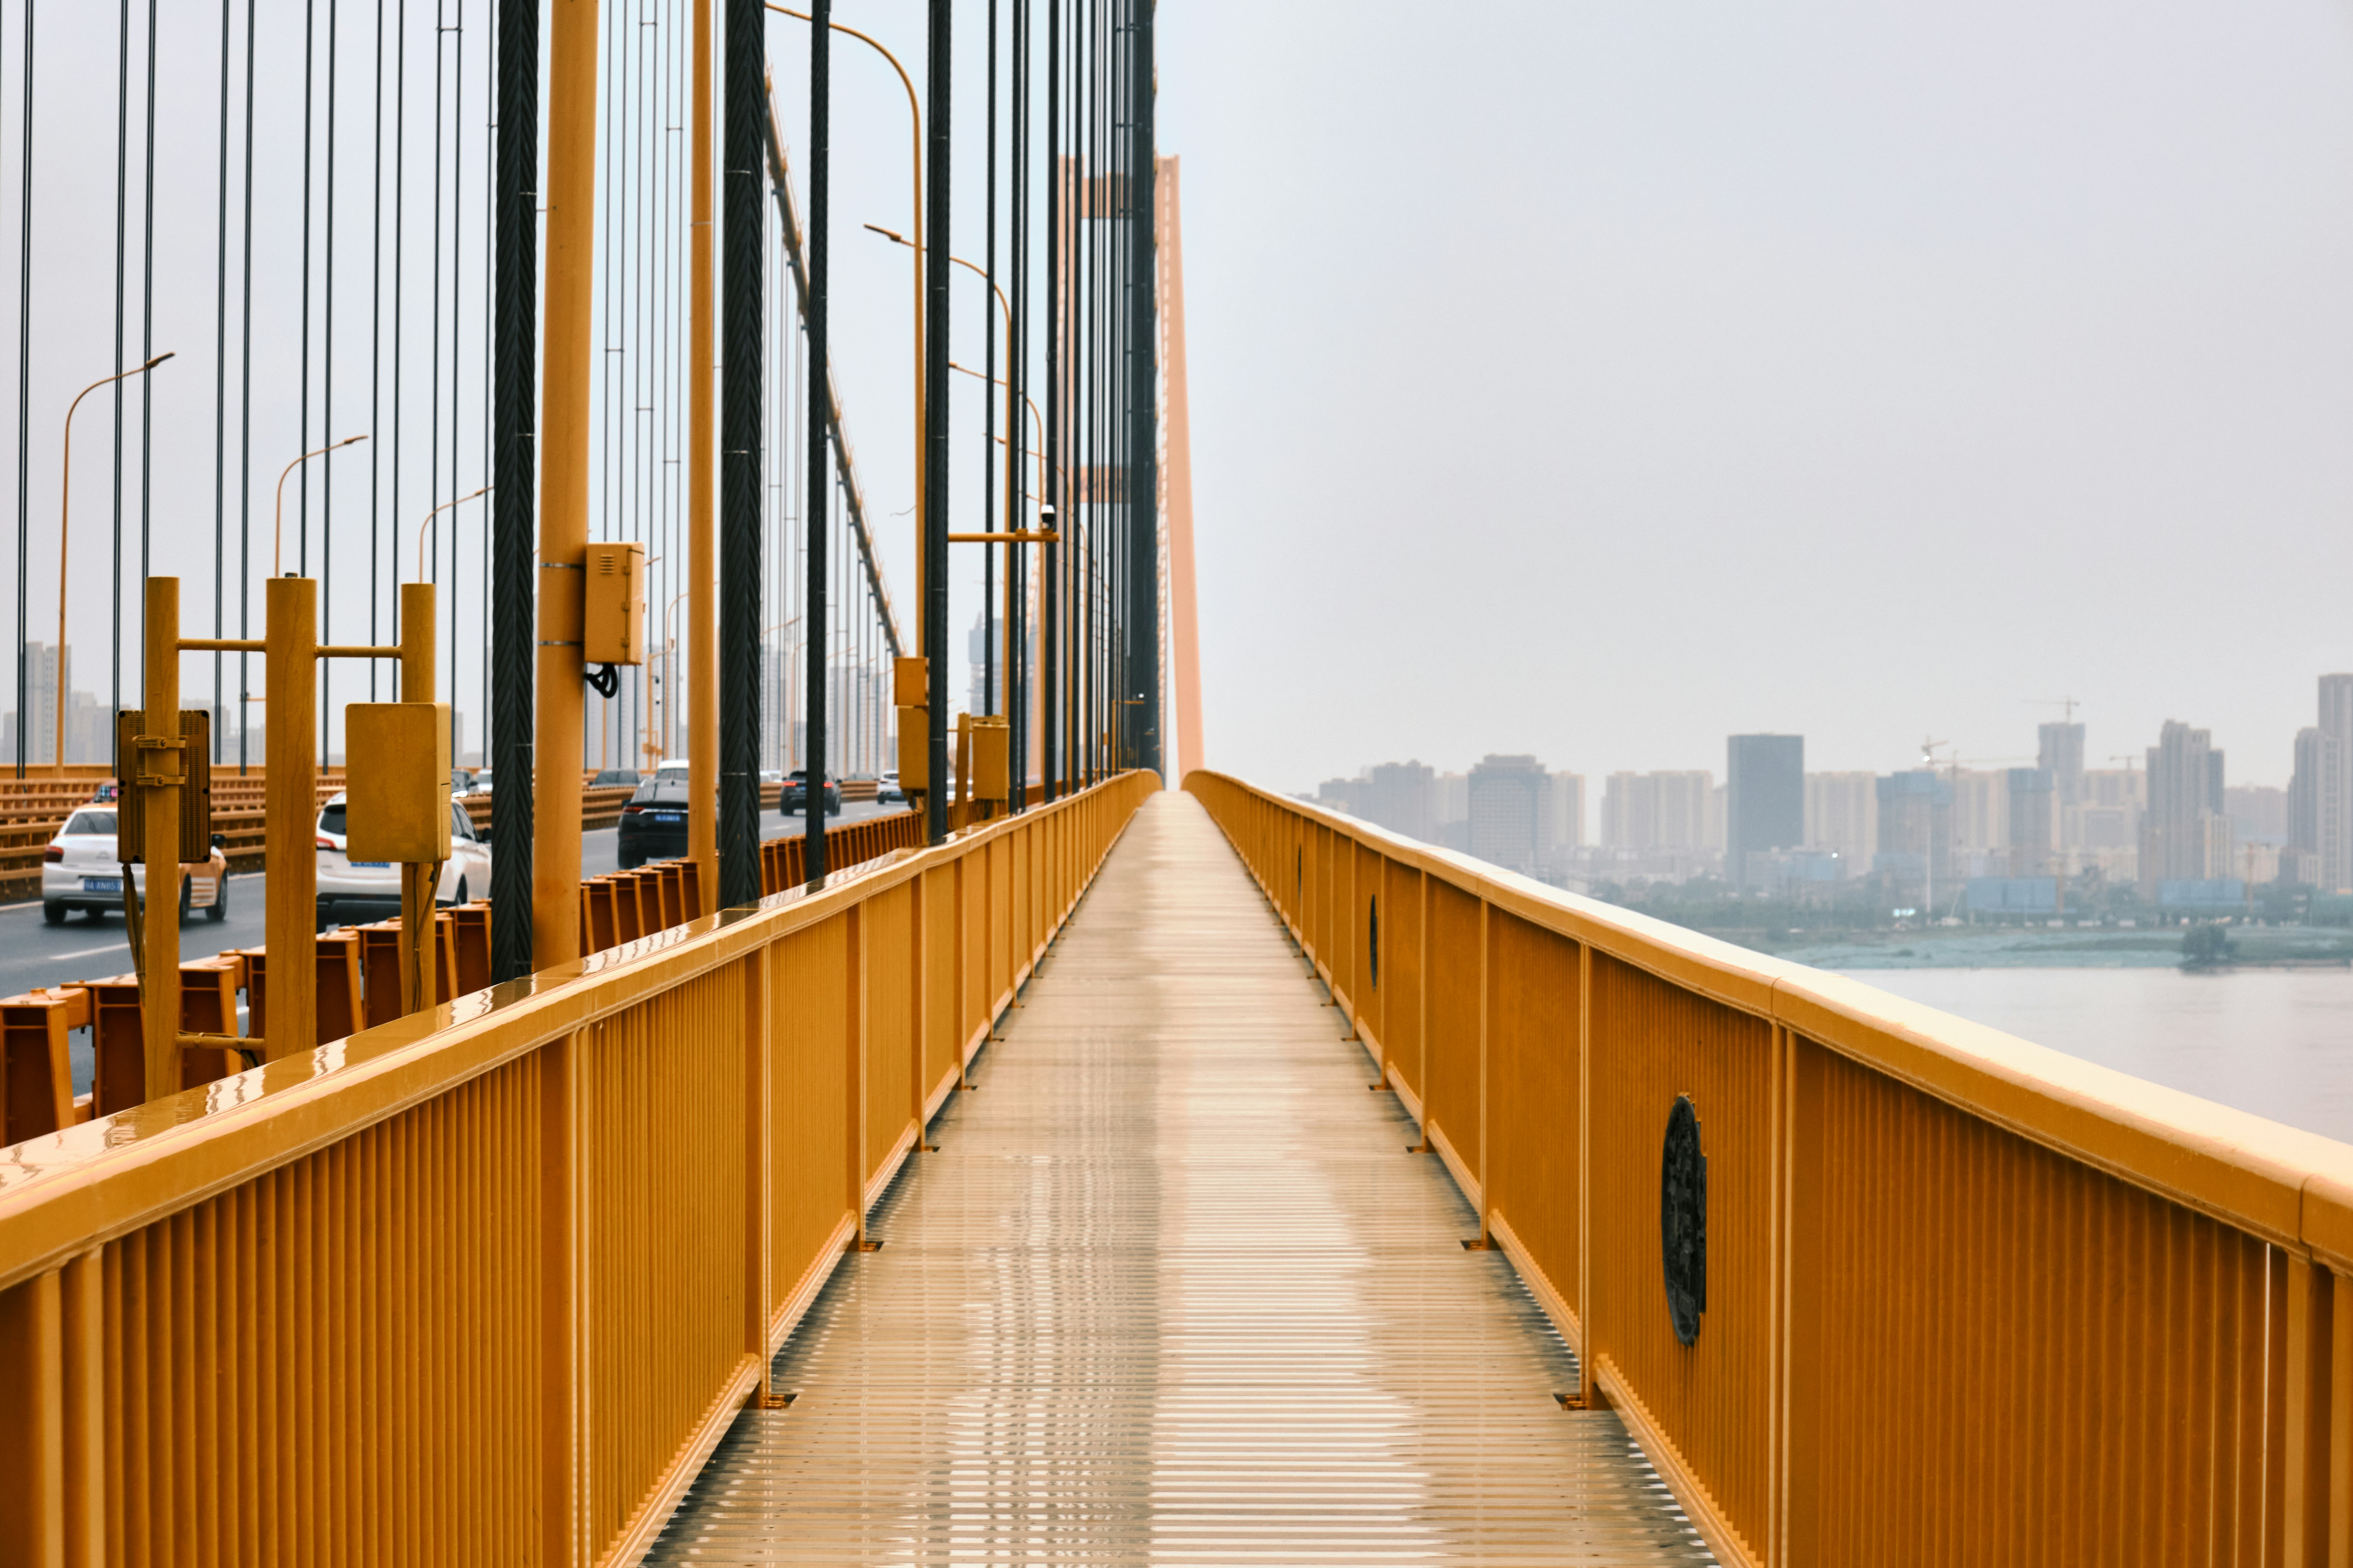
(878, 771), (905, 804)
(42, 805), (231, 925)
(315, 791), (493, 931)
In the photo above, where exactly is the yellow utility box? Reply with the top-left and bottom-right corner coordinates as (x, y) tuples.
(893, 655), (927, 708)
(582, 541), (646, 666)
(897, 707), (928, 793)
(113, 709), (214, 864)
(343, 702), (453, 864)
(970, 715), (1009, 803)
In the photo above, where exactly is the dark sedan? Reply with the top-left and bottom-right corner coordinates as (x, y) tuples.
(781, 769), (842, 816)
(617, 766), (691, 868)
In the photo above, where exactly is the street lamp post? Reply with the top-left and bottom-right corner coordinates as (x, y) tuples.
(872, 230), (1023, 714)
(411, 484), (492, 583)
(54, 351), (174, 775)
(273, 434), (369, 578)
(769, 6), (930, 645)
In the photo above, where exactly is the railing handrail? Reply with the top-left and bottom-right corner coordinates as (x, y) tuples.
(1193, 769), (2353, 1265)
(0, 778), (1139, 1293)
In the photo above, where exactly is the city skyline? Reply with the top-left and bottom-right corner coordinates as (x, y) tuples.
(1312, 670), (2353, 897)
(1301, 671), (2349, 807)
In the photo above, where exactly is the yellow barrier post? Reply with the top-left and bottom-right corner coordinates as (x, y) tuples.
(135, 579), (184, 1102)
(264, 576), (318, 1059)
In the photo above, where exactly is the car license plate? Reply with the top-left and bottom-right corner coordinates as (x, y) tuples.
(651, 813), (682, 823)
(82, 876), (121, 893)
(351, 861), (391, 870)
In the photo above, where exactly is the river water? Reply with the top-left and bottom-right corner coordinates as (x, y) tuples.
(1841, 966), (2353, 1146)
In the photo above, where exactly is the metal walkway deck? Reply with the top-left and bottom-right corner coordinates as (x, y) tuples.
(645, 792), (1715, 1565)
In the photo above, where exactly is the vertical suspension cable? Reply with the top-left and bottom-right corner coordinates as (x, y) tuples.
(429, 0), (444, 613)
(981, 0), (997, 719)
(138, 0), (155, 701)
(447, 0), (464, 748)
(490, 0), (543, 978)
(802, 0), (829, 885)
(1002, 0), (1021, 799)
(214, 0), (232, 748)
(390, 0), (407, 711)
(1040, 0), (1057, 801)
(237, 0), (255, 770)
(111, 0), (128, 728)
(300, 0), (315, 576)
(481, 4), (493, 759)
(369, 0), (383, 699)
(324, 0), (342, 758)
(12, 0), (31, 778)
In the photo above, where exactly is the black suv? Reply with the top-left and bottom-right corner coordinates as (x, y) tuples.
(616, 766), (691, 868)
(781, 769), (842, 815)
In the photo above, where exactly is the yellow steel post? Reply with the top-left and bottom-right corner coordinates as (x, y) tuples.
(61, 1248), (100, 1566)
(266, 576), (319, 1060)
(687, 0), (718, 901)
(0, 1267), (63, 1560)
(137, 579), (185, 1103)
(536, 0), (598, 968)
(401, 581), (439, 1013)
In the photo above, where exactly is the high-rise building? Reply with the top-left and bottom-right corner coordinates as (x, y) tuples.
(2039, 720), (2086, 855)
(1467, 754), (1546, 875)
(2006, 768), (2055, 877)
(1438, 771), (1469, 826)
(1600, 771), (1713, 851)
(1367, 761), (1438, 842)
(2291, 727), (2323, 853)
(1804, 772), (1877, 875)
(2322, 675), (2353, 894)
(1540, 771), (1585, 857)
(1726, 735), (1803, 888)
(966, 612), (1003, 719)
(1948, 769), (2009, 862)
(1875, 771), (1951, 897)
(2223, 785), (2286, 845)
(2141, 720), (2231, 896)
(1318, 760), (1438, 843)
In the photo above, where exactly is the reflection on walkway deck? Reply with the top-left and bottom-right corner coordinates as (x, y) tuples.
(646, 794), (1714, 1564)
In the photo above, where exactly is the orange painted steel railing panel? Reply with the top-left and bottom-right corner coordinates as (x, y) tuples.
(1186, 769), (2353, 1568)
(0, 771), (1155, 1566)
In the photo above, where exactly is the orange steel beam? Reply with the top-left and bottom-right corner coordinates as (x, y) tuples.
(1157, 157), (1203, 783)
(535, 0), (598, 968)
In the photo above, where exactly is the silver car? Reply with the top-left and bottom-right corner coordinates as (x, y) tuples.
(42, 805), (230, 925)
(315, 792), (494, 930)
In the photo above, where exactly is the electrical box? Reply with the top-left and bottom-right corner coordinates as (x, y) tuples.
(114, 709), (213, 866)
(343, 703), (453, 864)
(897, 706), (928, 793)
(893, 655), (928, 709)
(582, 541), (646, 666)
(970, 716), (1009, 802)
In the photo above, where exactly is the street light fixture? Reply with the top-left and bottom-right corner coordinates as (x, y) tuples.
(769, 6), (930, 639)
(412, 484), (492, 582)
(53, 350), (174, 775)
(273, 434), (369, 578)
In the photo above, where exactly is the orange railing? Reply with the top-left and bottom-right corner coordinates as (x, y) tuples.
(0, 771), (1155, 1564)
(1188, 769), (2353, 1568)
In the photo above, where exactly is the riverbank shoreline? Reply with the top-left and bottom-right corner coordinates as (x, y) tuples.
(1705, 924), (2353, 971)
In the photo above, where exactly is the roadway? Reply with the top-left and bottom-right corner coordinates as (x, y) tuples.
(3, 799), (900, 1093)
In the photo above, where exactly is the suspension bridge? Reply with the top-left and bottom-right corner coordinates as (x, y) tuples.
(0, 3), (2349, 1565)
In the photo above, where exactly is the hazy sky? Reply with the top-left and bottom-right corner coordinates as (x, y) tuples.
(6, 3), (2350, 793)
(1155, 2), (2353, 794)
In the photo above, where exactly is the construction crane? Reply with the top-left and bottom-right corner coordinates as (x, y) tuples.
(2028, 696), (2083, 725)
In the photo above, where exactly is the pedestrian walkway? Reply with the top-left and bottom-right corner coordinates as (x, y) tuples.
(646, 791), (1715, 1564)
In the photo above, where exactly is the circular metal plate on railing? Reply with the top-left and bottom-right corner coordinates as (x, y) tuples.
(1661, 1093), (1707, 1346)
